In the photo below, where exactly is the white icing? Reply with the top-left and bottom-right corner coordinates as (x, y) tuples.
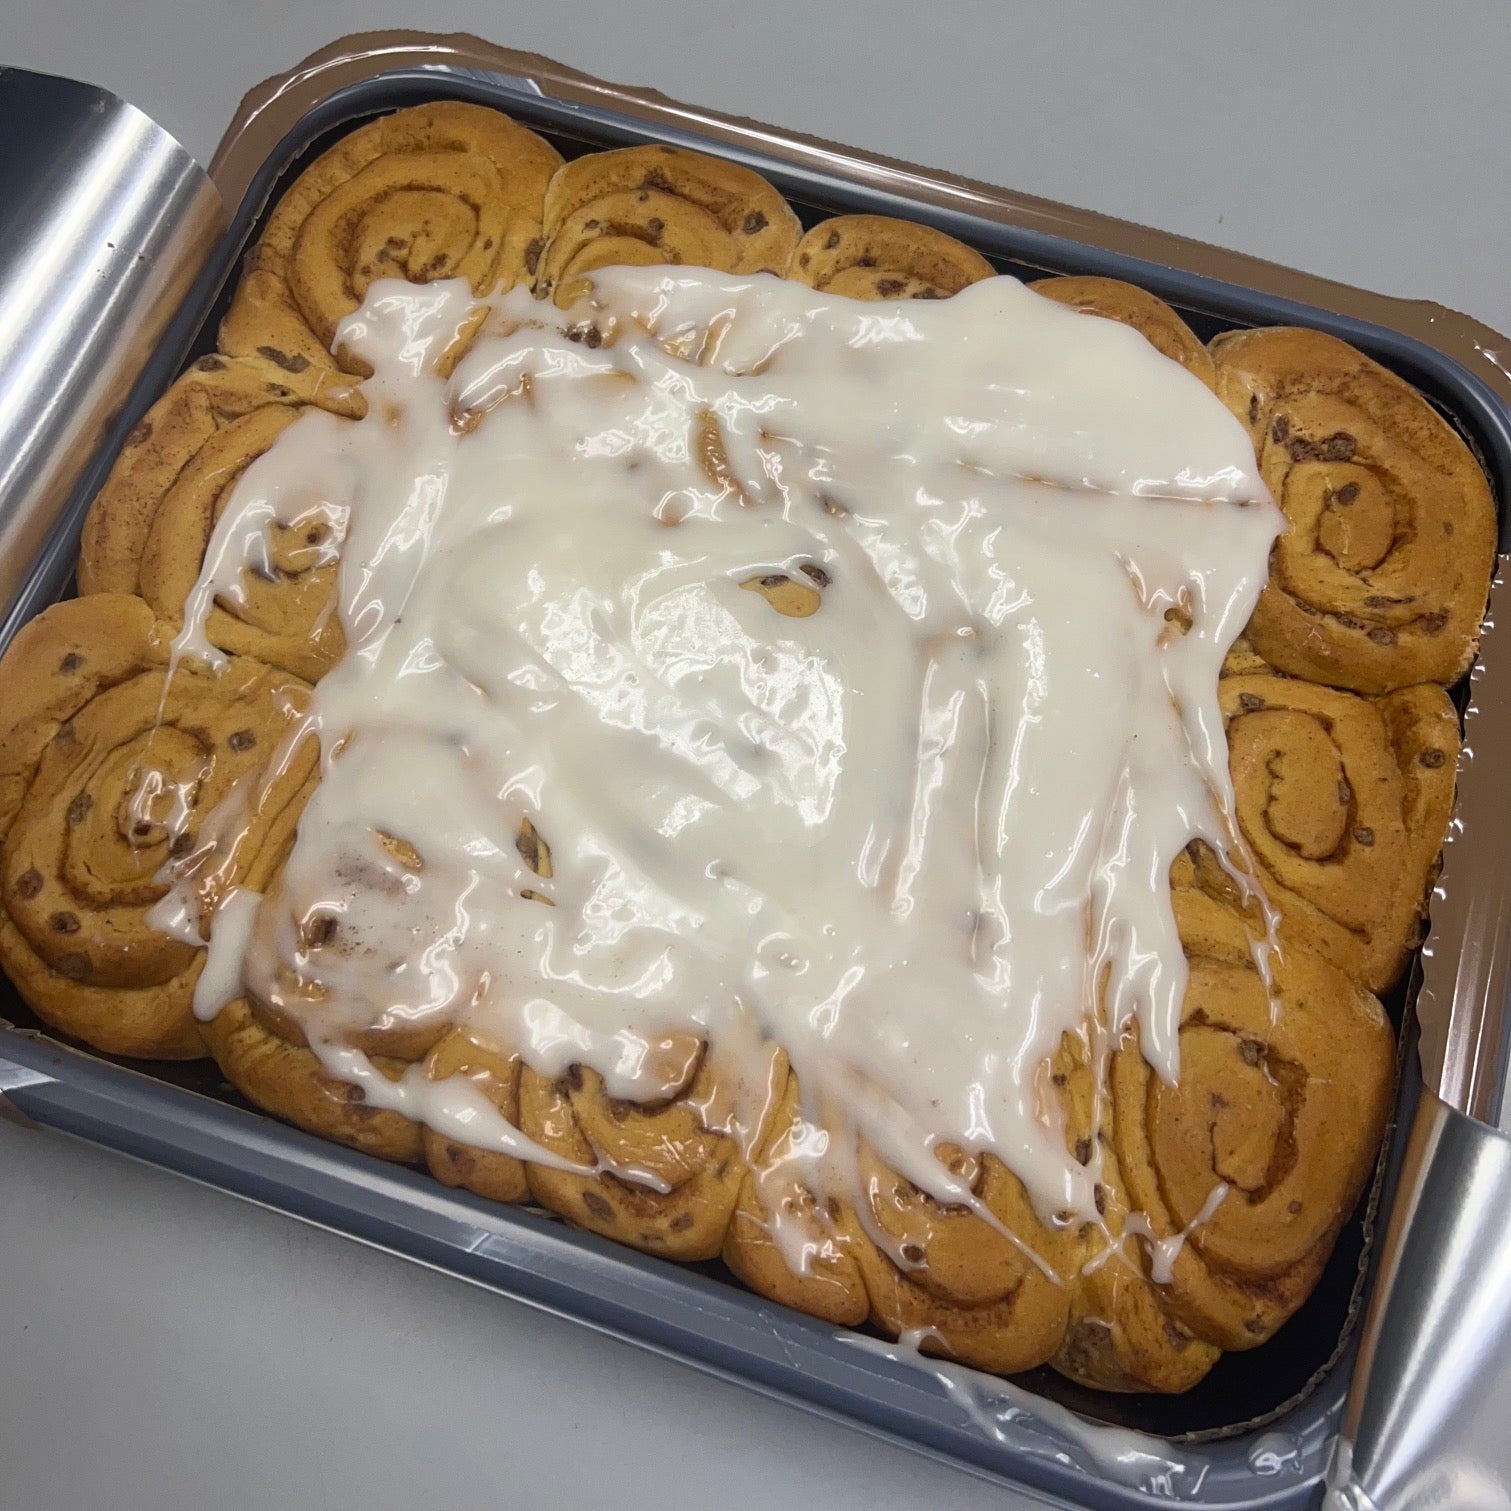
(839, 1328), (1205, 1495)
(1080, 1181), (1230, 1284)
(191, 885), (260, 1017)
(1249, 1430), (1306, 1477)
(1131, 1181), (1231, 1285)
(301, 1039), (586, 1176)
(127, 762), (202, 845)
(144, 884), (210, 949)
(167, 268), (1278, 1233)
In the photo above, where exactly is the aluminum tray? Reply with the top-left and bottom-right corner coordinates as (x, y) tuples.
(3, 34), (1510, 1511)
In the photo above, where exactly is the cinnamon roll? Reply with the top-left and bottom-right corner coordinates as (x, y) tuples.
(0, 596), (315, 1058)
(202, 996), (424, 1161)
(1193, 672), (1460, 992)
(78, 353), (362, 682)
(788, 215), (994, 300)
(1211, 326), (1496, 692)
(221, 101), (561, 375)
(532, 145), (800, 305)
(1054, 892), (1394, 1390)
(518, 1040), (778, 1262)
(722, 1070), (871, 1326)
(841, 1144), (1074, 1375)
(421, 1028), (530, 1203)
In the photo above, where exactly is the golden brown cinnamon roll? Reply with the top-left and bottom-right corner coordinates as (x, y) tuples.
(221, 102), (561, 375)
(1031, 276), (1216, 387)
(202, 811), (561, 1168)
(1054, 892), (1394, 1391)
(1189, 672), (1459, 992)
(78, 353), (362, 682)
(201, 823), (453, 1157)
(1115, 893), (1392, 1350)
(80, 354), (360, 590)
(787, 215), (994, 300)
(1049, 1033), (1222, 1394)
(201, 996), (423, 1162)
(0, 596), (315, 1059)
(421, 1028), (530, 1203)
(199, 918), (435, 1165)
(1056, 1159), (1222, 1394)
(722, 1071), (870, 1326)
(503, 802), (782, 1255)
(841, 1144), (1074, 1375)
(1211, 326), (1496, 692)
(532, 145), (800, 305)
(518, 1038), (775, 1262)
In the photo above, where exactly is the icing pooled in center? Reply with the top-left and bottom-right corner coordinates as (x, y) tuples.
(169, 269), (1279, 1234)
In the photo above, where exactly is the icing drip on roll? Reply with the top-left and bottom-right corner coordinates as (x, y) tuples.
(168, 269), (1279, 1232)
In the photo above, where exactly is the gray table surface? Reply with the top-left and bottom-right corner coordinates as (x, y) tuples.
(3, 3), (1509, 1508)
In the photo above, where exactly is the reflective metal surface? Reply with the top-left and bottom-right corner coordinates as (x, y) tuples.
(0, 1049), (51, 1130)
(1329, 1092), (1511, 1511)
(1338, 537), (1511, 1510)
(1416, 560), (1511, 1125)
(0, 69), (222, 625)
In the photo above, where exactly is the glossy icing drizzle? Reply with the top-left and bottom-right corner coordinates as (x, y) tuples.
(163, 269), (1278, 1239)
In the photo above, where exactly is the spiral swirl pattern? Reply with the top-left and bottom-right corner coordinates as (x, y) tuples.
(1212, 326), (1496, 692)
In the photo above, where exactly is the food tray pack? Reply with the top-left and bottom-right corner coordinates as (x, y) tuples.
(3, 36), (1511, 1509)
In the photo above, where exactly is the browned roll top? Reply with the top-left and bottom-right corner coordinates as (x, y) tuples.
(1053, 893), (1394, 1392)
(1189, 672), (1460, 992)
(1212, 325), (1496, 693)
(723, 1081), (1076, 1374)
(221, 101), (562, 375)
(1112, 896), (1393, 1343)
(518, 1042), (771, 1262)
(840, 1143), (1074, 1375)
(532, 145), (800, 306)
(788, 215), (995, 300)
(80, 353), (363, 683)
(0, 596), (316, 1059)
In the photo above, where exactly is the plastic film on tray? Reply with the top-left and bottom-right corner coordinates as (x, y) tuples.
(0, 97), (1494, 1417)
